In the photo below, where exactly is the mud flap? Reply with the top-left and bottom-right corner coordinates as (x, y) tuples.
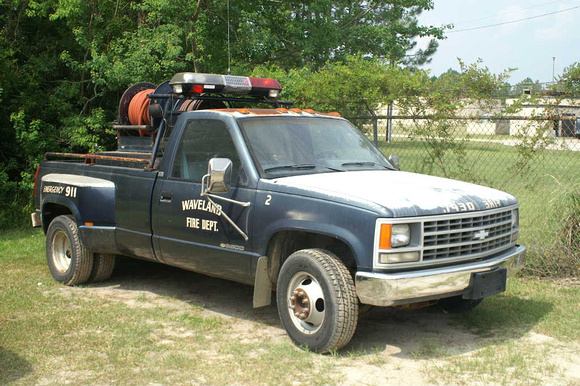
(253, 256), (272, 308)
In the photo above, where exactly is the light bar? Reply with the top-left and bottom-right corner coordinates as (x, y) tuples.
(169, 72), (282, 98)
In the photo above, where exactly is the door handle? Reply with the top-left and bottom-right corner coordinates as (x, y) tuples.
(160, 191), (173, 203)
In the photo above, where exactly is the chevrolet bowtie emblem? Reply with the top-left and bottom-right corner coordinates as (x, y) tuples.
(473, 229), (490, 240)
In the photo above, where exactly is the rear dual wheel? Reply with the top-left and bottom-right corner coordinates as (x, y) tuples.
(277, 249), (358, 353)
(90, 253), (116, 283)
(46, 215), (115, 285)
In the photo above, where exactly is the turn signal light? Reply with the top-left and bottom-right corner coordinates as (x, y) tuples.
(379, 224), (392, 250)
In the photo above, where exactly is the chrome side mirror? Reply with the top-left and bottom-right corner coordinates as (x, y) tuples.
(388, 154), (400, 171)
(206, 158), (232, 193)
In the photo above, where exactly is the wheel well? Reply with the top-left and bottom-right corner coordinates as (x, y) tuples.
(42, 203), (73, 233)
(265, 231), (356, 285)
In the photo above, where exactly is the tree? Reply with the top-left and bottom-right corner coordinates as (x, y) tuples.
(0, 0), (447, 227)
(558, 62), (580, 96)
(227, 0), (445, 70)
(511, 77), (543, 97)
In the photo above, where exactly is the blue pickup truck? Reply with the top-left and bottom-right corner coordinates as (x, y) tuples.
(33, 72), (526, 353)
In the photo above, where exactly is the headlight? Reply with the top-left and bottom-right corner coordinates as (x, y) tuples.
(379, 223), (411, 249)
(392, 224), (410, 247)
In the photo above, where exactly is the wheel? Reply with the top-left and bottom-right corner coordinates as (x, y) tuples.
(46, 215), (94, 286)
(89, 253), (116, 283)
(276, 249), (358, 353)
(438, 296), (483, 313)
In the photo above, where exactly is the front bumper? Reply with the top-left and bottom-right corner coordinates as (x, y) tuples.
(355, 245), (526, 306)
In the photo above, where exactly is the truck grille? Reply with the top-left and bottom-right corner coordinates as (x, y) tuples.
(422, 209), (514, 261)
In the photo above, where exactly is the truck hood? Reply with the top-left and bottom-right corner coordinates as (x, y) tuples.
(264, 170), (517, 217)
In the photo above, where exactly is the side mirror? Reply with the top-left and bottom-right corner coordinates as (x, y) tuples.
(388, 154), (400, 171)
(206, 158), (232, 193)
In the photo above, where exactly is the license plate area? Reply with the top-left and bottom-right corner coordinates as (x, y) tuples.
(463, 268), (507, 300)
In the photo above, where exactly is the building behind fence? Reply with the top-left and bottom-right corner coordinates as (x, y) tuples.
(351, 113), (580, 277)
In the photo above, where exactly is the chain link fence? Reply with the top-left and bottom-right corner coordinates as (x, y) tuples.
(351, 114), (580, 277)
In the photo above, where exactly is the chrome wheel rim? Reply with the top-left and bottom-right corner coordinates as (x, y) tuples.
(52, 229), (72, 273)
(286, 272), (325, 334)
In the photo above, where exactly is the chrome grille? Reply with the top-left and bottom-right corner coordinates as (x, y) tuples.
(422, 209), (514, 261)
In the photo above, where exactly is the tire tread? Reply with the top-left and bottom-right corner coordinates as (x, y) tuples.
(89, 253), (116, 283)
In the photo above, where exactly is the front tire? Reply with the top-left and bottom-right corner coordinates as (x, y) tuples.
(46, 215), (94, 286)
(276, 249), (358, 353)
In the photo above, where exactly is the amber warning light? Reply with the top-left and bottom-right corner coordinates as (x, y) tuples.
(169, 73), (282, 99)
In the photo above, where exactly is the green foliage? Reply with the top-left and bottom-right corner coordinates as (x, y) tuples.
(511, 77), (543, 97)
(557, 62), (580, 96)
(0, 0), (447, 229)
(230, 0), (446, 69)
(253, 56), (390, 116)
(393, 60), (513, 181)
(537, 182), (580, 277)
(0, 168), (30, 229)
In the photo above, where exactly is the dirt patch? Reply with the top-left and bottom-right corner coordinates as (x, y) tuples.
(58, 257), (579, 385)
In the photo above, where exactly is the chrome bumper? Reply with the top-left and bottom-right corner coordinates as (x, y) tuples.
(355, 245), (526, 306)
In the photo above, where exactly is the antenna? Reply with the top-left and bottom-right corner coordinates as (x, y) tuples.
(227, 0), (231, 75)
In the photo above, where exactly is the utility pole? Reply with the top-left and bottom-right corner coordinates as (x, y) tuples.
(552, 56), (556, 83)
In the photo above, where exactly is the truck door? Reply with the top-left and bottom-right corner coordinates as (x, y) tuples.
(151, 118), (255, 284)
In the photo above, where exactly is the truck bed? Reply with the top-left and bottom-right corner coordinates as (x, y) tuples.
(36, 160), (160, 260)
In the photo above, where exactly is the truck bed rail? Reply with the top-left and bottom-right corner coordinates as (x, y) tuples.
(44, 152), (150, 165)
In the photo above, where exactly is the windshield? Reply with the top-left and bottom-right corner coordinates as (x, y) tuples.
(239, 116), (394, 178)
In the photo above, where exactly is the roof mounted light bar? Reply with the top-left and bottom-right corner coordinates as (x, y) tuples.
(169, 73), (282, 99)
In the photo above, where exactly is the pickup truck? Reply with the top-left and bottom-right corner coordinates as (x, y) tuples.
(33, 72), (526, 353)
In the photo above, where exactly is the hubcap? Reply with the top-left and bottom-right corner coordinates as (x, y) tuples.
(287, 272), (325, 334)
(52, 229), (72, 274)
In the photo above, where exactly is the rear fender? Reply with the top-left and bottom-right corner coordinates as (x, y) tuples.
(40, 173), (116, 227)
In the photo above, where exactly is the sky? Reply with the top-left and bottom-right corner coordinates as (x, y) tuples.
(416, 0), (580, 84)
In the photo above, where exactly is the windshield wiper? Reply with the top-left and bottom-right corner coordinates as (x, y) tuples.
(264, 164), (316, 172)
(323, 166), (344, 172)
(341, 161), (389, 168)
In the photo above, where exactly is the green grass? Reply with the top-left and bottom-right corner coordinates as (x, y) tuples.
(2, 229), (579, 385)
(403, 278), (580, 386)
(458, 277), (580, 341)
(0, 229), (333, 385)
(431, 341), (559, 386)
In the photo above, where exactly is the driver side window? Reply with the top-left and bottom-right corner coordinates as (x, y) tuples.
(171, 119), (241, 184)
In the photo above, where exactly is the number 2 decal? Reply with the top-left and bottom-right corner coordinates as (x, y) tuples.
(265, 195), (272, 206)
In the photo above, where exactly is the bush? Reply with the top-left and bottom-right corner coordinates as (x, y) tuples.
(0, 170), (32, 230)
(526, 185), (580, 277)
